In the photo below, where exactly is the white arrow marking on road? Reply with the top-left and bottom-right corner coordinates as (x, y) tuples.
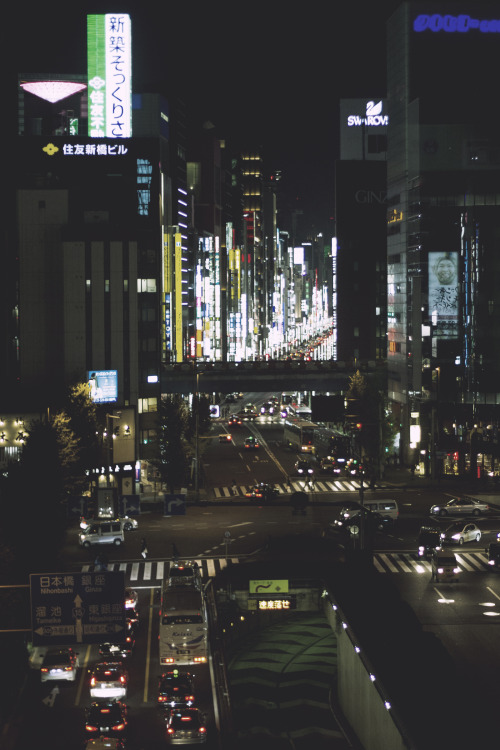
(42, 686), (59, 707)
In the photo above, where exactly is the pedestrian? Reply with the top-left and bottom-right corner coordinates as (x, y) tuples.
(231, 479), (237, 496)
(141, 537), (148, 559)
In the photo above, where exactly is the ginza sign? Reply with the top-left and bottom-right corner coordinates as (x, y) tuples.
(347, 100), (389, 127)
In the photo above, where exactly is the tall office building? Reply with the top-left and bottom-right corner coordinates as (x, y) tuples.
(9, 14), (189, 486)
(387, 2), (500, 475)
(334, 99), (388, 363)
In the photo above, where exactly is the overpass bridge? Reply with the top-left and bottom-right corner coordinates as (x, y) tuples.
(161, 359), (386, 394)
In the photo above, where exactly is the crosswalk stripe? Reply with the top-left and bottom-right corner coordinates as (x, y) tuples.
(373, 551), (488, 574)
(130, 562), (140, 580)
(212, 479), (377, 497)
(81, 557), (241, 584)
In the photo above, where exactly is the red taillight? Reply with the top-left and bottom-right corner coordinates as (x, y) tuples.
(186, 695), (195, 702)
(90, 677), (96, 686)
(199, 726), (207, 734)
(41, 668), (48, 673)
(86, 725), (99, 732)
(158, 696), (167, 702)
(112, 723), (125, 731)
(100, 709), (111, 714)
(120, 675), (126, 684)
(167, 728), (175, 735)
(64, 666), (72, 672)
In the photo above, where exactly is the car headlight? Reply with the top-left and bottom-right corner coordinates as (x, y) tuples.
(453, 567), (460, 574)
(489, 559), (496, 565)
(451, 534), (461, 541)
(432, 507), (440, 513)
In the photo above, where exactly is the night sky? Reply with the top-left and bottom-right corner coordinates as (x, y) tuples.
(8, 0), (404, 234)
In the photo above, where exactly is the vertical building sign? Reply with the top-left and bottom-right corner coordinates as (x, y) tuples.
(87, 14), (132, 138)
(174, 233), (183, 361)
(428, 251), (459, 339)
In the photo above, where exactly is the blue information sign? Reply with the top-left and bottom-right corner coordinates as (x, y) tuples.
(119, 494), (140, 517)
(163, 493), (186, 516)
(30, 571), (125, 646)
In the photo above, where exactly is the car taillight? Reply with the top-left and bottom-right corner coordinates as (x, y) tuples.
(158, 696), (167, 702)
(64, 666), (73, 671)
(167, 728), (175, 735)
(186, 695), (195, 702)
(41, 668), (48, 673)
(86, 725), (99, 732)
(199, 726), (207, 734)
(112, 723), (126, 731)
(120, 675), (126, 684)
(90, 677), (96, 686)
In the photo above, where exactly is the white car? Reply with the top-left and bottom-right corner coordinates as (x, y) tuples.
(41, 648), (79, 682)
(441, 522), (482, 545)
(125, 588), (138, 609)
(89, 662), (128, 701)
(430, 497), (489, 516)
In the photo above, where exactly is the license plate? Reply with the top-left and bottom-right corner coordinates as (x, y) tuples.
(178, 650), (191, 654)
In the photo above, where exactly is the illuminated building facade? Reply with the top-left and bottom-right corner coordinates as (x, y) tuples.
(387, 1), (500, 476)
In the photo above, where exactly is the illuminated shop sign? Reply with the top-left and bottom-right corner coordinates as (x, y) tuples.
(414, 14), (500, 33)
(87, 14), (132, 137)
(42, 141), (129, 157)
(347, 100), (388, 127)
(256, 597), (296, 610)
(428, 251), (459, 339)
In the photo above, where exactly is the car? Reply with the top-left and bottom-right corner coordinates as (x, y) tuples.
(41, 648), (79, 682)
(84, 739), (126, 750)
(294, 459), (314, 475)
(243, 403), (257, 414)
(85, 701), (128, 737)
(89, 662), (129, 701)
(165, 707), (207, 744)
(99, 638), (134, 660)
(431, 549), (460, 582)
(430, 497), (489, 516)
(260, 401), (275, 415)
(486, 542), (500, 569)
(417, 526), (442, 558)
(319, 457), (342, 475)
(126, 607), (140, 630)
(121, 516), (138, 531)
(167, 562), (202, 589)
(228, 415), (242, 427)
(124, 588), (138, 609)
(245, 483), (279, 501)
(330, 510), (393, 536)
(158, 669), (195, 709)
(441, 522), (482, 545)
(219, 432), (232, 442)
(244, 436), (260, 450)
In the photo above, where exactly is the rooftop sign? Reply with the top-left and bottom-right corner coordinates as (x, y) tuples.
(87, 14), (132, 138)
(414, 14), (500, 33)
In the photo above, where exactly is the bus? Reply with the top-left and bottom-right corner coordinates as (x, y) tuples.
(159, 584), (208, 666)
(313, 427), (352, 463)
(283, 417), (317, 453)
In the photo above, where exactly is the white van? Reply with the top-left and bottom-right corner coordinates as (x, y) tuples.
(338, 499), (399, 523)
(79, 519), (125, 547)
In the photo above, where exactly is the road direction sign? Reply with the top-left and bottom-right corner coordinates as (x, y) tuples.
(119, 494), (140, 516)
(30, 571), (125, 646)
(163, 493), (186, 516)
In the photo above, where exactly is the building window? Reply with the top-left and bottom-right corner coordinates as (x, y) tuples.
(137, 278), (157, 293)
(138, 397), (157, 413)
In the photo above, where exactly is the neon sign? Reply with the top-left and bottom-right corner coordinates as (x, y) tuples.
(414, 14), (500, 33)
(42, 142), (129, 157)
(347, 100), (389, 127)
(87, 14), (132, 138)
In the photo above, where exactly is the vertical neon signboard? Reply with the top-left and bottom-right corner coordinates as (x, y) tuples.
(87, 14), (132, 138)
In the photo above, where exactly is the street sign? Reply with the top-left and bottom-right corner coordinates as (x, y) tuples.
(66, 496), (90, 518)
(119, 494), (140, 516)
(163, 493), (186, 516)
(30, 571), (125, 646)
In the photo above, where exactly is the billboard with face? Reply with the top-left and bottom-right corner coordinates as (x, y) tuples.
(428, 252), (459, 338)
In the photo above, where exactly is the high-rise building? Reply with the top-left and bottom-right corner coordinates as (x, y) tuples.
(387, 1), (500, 476)
(334, 99), (388, 363)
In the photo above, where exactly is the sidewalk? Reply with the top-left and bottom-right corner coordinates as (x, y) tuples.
(381, 464), (500, 497)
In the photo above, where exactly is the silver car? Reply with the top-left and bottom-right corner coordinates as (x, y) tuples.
(441, 522), (482, 545)
(430, 497), (489, 517)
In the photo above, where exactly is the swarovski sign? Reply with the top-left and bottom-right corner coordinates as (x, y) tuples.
(347, 100), (389, 128)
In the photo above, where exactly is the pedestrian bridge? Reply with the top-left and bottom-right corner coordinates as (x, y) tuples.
(161, 359), (386, 394)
